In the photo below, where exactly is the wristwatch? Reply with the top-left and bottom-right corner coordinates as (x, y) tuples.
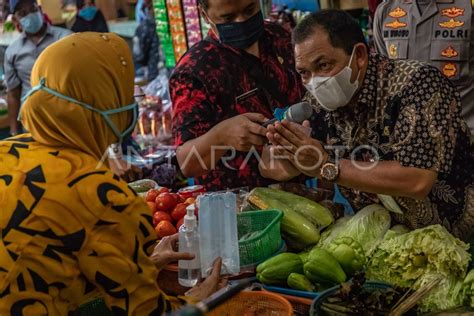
(320, 156), (340, 182)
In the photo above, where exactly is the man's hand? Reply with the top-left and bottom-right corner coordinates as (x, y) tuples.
(267, 120), (328, 177)
(185, 257), (228, 301)
(150, 234), (195, 270)
(259, 144), (301, 181)
(214, 113), (268, 152)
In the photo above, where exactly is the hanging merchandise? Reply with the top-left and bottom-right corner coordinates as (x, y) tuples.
(182, 0), (202, 48)
(153, 0), (176, 68)
(166, 0), (188, 62)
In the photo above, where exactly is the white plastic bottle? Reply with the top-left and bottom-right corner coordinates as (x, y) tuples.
(178, 205), (201, 287)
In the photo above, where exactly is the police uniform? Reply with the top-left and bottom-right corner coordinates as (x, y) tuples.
(374, 0), (474, 136)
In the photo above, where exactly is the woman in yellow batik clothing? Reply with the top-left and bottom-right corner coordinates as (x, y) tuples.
(0, 32), (224, 315)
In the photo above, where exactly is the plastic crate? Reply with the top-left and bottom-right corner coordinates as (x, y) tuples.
(207, 291), (292, 316)
(238, 210), (283, 267)
(263, 285), (319, 299)
(310, 281), (393, 315)
(279, 294), (313, 316)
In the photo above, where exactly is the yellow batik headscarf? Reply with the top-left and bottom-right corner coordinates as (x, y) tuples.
(20, 32), (136, 160)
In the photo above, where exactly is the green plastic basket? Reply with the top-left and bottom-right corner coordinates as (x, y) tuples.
(76, 297), (112, 316)
(238, 210), (284, 267)
(310, 281), (393, 315)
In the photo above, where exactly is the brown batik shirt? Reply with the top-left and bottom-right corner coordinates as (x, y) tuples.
(308, 53), (474, 241)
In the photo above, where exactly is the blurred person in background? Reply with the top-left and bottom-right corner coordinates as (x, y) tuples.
(133, 0), (159, 82)
(71, 0), (108, 33)
(4, 0), (71, 137)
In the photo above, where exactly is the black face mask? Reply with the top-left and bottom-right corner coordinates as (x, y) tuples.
(214, 11), (265, 49)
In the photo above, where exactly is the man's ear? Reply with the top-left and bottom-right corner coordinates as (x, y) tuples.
(354, 43), (368, 70)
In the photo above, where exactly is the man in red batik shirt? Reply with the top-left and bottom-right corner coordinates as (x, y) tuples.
(170, 0), (320, 190)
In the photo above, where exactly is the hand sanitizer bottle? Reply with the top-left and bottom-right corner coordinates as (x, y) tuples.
(178, 205), (201, 287)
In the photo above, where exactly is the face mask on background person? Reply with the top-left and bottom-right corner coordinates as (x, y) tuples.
(305, 47), (361, 112)
(20, 10), (44, 34)
(209, 11), (265, 49)
(78, 6), (98, 21)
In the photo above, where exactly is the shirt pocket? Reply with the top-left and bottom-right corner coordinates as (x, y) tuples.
(385, 39), (408, 60)
(430, 40), (470, 83)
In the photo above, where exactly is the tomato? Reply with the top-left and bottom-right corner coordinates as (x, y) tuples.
(155, 221), (177, 238)
(157, 187), (170, 194)
(171, 193), (184, 203)
(171, 203), (188, 221)
(145, 189), (160, 202)
(176, 218), (185, 231)
(155, 193), (178, 212)
(146, 202), (156, 213)
(153, 211), (172, 226)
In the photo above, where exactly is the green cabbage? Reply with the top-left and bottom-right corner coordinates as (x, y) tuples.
(318, 204), (391, 257)
(383, 225), (410, 240)
(415, 273), (466, 312)
(367, 225), (471, 312)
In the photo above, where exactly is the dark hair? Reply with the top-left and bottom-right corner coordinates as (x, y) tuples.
(76, 0), (94, 9)
(198, 0), (208, 9)
(293, 9), (367, 55)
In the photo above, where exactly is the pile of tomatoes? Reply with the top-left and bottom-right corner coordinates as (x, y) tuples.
(144, 187), (198, 239)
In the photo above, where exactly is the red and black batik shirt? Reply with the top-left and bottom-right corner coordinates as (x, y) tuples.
(170, 22), (308, 191)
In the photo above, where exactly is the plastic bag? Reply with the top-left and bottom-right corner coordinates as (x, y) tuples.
(198, 192), (240, 276)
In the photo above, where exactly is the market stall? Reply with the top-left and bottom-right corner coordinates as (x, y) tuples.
(119, 180), (474, 316)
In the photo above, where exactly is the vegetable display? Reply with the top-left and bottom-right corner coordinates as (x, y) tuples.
(318, 204), (391, 257)
(327, 237), (366, 275)
(256, 253), (304, 286)
(367, 225), (471, 312)
(248, 188), (334, 248)
(287, 273), (316, 292)
(304, 248), (347, 284)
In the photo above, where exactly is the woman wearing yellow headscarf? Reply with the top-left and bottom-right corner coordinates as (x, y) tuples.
(0, 33), (223, 315)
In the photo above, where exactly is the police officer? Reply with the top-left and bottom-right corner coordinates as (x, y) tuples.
(374, 0), (474, 138)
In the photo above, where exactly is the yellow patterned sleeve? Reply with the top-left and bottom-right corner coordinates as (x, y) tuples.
(72, 171), (186, 315)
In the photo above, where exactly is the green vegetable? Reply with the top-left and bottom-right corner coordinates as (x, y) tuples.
(256, 188), (334, 229)
(298, 251), (310, 264)
(367, 225), (471, 312)
(318, 216), (352, 247)
(319, 204), (391, 257)
(327, 237), (366, 275)
(384, 225), (411, 240)
(256, 253), (303, 285)
(377, 194), (403, 214)
(248, 188), (321, 247)
(304, 248), (346, 284)
(128, 179), (158, 193)
(287, 273), (316, 292)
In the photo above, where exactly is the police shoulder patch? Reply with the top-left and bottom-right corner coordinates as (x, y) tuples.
(385, 19), (408, 29)
(441, 7), (465, 18)
(439, 19), (465, 28)
(441, 45), (459, 58)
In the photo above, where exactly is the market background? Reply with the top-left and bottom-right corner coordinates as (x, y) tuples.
(0, 0), (371, 140)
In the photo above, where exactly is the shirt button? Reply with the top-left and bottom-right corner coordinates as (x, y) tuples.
(101, 34), (109, 41)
